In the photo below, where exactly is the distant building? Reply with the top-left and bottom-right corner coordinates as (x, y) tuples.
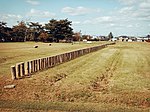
(110, 38), (117, 41)
(98, 36), (109, 41)
(83, 39), (87, 42)
(118, 36), (128, 42)
(118, 36), (139, 42)
(137, 37), (144, 42)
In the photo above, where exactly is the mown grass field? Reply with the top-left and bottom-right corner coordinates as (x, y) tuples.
(0, 41), (150, 112)
(0, 41), (108, 79)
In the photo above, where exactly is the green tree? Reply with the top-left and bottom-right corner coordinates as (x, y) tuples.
(0, 21), (12, 42)
(45, 19), (73, 42)
(27, 22), (43, 41)
(12, 21), (27, 42)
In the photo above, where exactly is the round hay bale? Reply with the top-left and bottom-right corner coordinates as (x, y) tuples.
(34, 45), (38, 48)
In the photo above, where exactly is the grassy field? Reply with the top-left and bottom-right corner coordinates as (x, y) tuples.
(0, 41), (150, 112)
(0, 41), (109, 79)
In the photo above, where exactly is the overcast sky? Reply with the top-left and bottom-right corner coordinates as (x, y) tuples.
(0, 0), (150, 36)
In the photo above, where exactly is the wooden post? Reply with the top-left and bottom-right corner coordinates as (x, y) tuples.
(38, 59), (41, 70)
(33, 60), (35, 73)
(77, 50), (79, 57)
(11, 65), (17, 80)
(63, 54), (66, 62)
(45, 58), (48, 68)
(66, 53), (69, 61)
(73, 52), (75, 59)
(69, 52), (71, 60)
(47, 57), (49, 68)
(47, 57), (50, 67)
(74, 51), (76, 58)
(77, 50), (80, 57)
(56, 55), (60, 64)
(36, 59), (38, 71)
(56, 55), (59, 64)
(29, 61), (31, 74)
(24, 61), (28, 75)
(40, 58), (42, 70)
(51, 56), (53, 67)
(48, 57), (52, 67)
(58, 55), (61, 64)
(59, 55), (62, 63)
(31, 60), (34, 73)
(21, 62), (25, 77)
(43, 58), (45, 69)
(46, 57), (48, 68)
(35, 59), (38, 71)
(53, 56), (56, 66)
(55, 55), (58, 65)
(76, 51), (78, 58)
(16, 63), (21, 78)
(44, 58), (46, 68)
(78, 50), (81, 56)
(52, 56), (54, 67)
(71, 52), (73, 60)
(65, 53), (68, 61)
(40, 58), (43, 69)
(27, 61), (31, 75)
(61, 54), (65, 63)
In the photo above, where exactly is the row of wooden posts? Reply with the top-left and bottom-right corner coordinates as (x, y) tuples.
(11, 42), (115, 80)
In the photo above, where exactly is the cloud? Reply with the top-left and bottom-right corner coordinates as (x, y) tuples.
(117, 0), (150, 22)
(0, 14), (23, 21)
(26, 0), (40, 5)
(83, 20), (91, 24)
(127, 24), (133, 28)
(139, 2), (150, 9)
(119, 6), (134, 14)
(27, 9), (56, 18)
(0, 14), (23, 26)
(109, 23), (115, 26)
(118, 0), (137, 5)
(82, 16), (114, 25)
(61, 6), (100, 16)
(137, 1), (150, 20)
(2, 14), (22, 19)
(72, 21), (81, 25)
(94, 16), (113, 23)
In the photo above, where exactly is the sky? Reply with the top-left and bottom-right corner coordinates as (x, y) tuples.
(0, 0), (150, 37)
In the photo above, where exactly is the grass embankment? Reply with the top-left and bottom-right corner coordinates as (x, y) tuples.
(0, 42), (150, 111)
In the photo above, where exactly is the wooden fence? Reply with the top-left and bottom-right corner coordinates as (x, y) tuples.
(11, 42), (115, 80)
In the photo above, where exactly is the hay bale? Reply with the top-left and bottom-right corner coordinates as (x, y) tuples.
(34, 45), (38, 48)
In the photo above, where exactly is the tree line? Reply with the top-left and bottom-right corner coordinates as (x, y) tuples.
(0, 19), (74, 42)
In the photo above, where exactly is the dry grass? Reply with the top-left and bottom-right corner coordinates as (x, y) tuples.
(0, 42), (150, 111)
(0, 100), (150, 112)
